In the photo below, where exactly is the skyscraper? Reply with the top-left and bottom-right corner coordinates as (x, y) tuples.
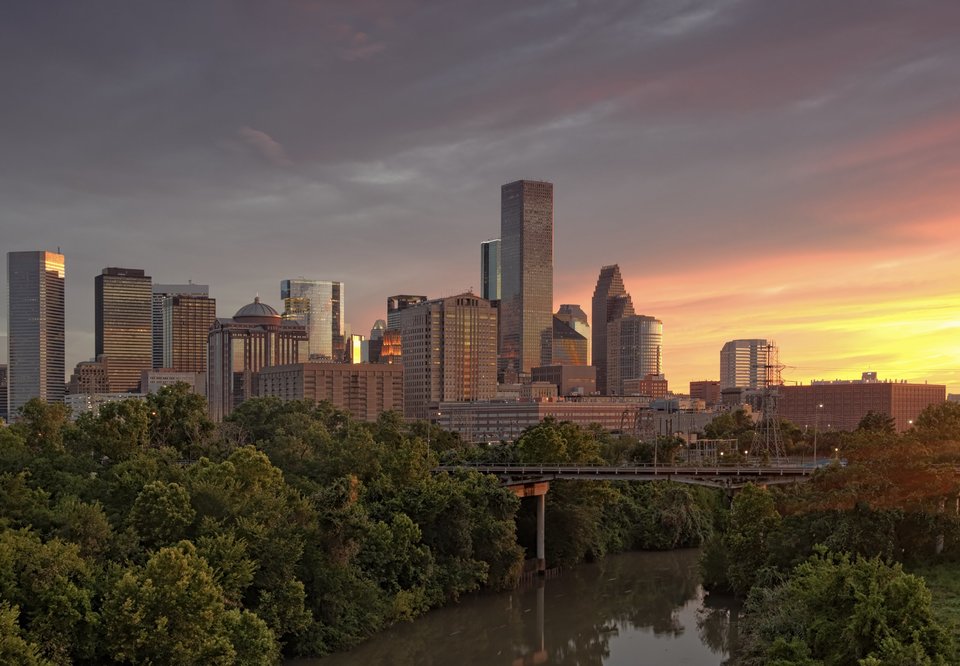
(481, 238), (501, 301)
(720, 339), (777, 390)
(281, 279), (345, 360)
(555, 304), (590, 365)
(607, 315), (663, 396)
(499, 179), (553, 376)
(551, 317), (588, 366)
(163, 293), (216, 372)
(399, 292), (498, 420)
(207, 297), (307, 421)
(96, 267), (153, 393)
(152, 283), (209, 368)
(591, 265), (634, 394)
(387, 295), (427, 331)
(7, 251), (65, 415)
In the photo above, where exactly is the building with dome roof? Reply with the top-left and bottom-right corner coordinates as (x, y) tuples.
(207, 296), (308, 420)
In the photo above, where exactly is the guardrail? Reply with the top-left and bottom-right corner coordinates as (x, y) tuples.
(435, 463), (812, 477)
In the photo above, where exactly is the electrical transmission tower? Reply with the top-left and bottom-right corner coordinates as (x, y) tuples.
(750, 342), (786, 462)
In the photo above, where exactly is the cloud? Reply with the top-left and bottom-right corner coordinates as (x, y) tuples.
(238, 127), (293, 167)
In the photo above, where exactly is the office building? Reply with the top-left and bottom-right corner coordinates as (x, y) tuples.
(152, 283), (208, 368)
(720, 339), (777, 390)
(499, 179), (554, 376)
(67, 356), (111, 395)
(141, 369), (206, 396)
(591, 265), (634, 394)
(379, 329), (402, 364)
(690, 380), (721, 407)
(207, 297), (308, 421)
(387, 295), (427, 331)
(399, 292), (498, 420)
(259, 362), (404, 422)
(96, 267), (153, 393)
(555, 304), (590, 365)
(481, 239), (501, 301)
(7, 250), (65, 415)
(623, 374), (669, 399)
(0, 364), (7, 422)
(65, 393), (142, 419)
(551, 316), (588, 366)
(162, 293), (216, 373)
(281, 279), (345, 360)
(607, 315), (663, 396)
(532, 364), (597, 396)
(779, 375), (945, 433)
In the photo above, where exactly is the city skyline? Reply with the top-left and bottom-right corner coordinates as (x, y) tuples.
(2, 2), (959, 394)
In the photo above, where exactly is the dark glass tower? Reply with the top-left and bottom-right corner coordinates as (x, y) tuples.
(591, 264), (634, 395)
(7, 251), (65, 414)
(96, 267), (153, 393)
(480, 238), (501, 301)
(499, 180), (553, 377)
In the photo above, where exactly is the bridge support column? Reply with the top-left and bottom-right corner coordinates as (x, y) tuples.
(537, 493), (546, 573)
(509, 481), (550, 575)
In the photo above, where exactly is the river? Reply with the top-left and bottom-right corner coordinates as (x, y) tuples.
(293, 549), (740, 665)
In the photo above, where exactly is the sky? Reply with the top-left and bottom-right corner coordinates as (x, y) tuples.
(2, 0), (959, 393)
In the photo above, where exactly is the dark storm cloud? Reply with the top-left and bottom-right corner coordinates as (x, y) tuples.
(1, 1), (959, 377)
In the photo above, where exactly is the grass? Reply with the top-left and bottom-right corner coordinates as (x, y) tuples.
(912, 561), (960, 638)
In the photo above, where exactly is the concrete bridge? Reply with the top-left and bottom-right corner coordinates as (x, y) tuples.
(436, 462), (814, 575)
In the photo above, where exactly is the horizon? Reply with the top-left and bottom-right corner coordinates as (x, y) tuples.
(2, 1), (958, 394)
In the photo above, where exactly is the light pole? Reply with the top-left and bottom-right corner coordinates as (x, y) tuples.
(814, 403), (823, 467)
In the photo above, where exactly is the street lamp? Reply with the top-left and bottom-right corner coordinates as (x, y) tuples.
(814, 403), (823, 467)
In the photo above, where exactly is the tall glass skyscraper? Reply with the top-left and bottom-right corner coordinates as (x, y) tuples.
(7, 250), (65, 415)
(591, 264), (634, 395)
(499, 180), (553, 376)
(480, 238), (501, 301)
(607, 315), (663, 396)
(281, 279), (345, 360)
(96, 267), (153, 393)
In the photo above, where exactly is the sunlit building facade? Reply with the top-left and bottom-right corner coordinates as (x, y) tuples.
(720, 339), (776, 390)
(607, 315), (663, 396)
(152, 283), (208, 368)
(207, 297), (307, 421)
(281, 279), (345, 360)
(162, 293), (216, 373)
(96, 267), (153, 393)
(555, 304), (590, 365)
(499, 179), (553, 377)
(7, 250), (66, 414)
(387, 295), (427, 331)
(551, 316), (588, 366)
(399, 292), (498, 420)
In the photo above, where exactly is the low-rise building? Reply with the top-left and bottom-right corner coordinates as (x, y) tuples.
(532, 365), (597, 396)
(779, 375), (945, 432)
(141, 369), (206, 396)
(65, 392), (142, 418)
(690, 380), (721, 407)
(258, 362), (403, 422)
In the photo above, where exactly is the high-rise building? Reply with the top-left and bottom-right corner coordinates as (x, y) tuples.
(207, 297), (308, 421)
(607, 315), (663, 396)
(551, 316), (588, 366)
(96, 267), (153, 393)
(720, 339), (776, 390)
(481, 239), (501, 301)
(399, 292), (498, 420)
(67, 356), (111, 395)
(0, 364), (8, 422)
(387, 295), (427, 331)
(281, 279), (345, 360)
(7, 251), (65, 415)
(499, 179), (553, 377)
(152, 283), (208, 368)
(554, 304), (590, 365)
(591, 265), (634, 394)
(163, 293), (216, 373)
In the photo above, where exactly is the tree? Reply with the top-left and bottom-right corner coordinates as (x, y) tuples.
(74, 399), (150, 461)
(11, 399), (72, 454)
(857, 410), (896, 435)
(129, 481), (196, 549)
(914, 402), (960, 442)
(0, 603), (49, 666)
(724, 484), (781, 595)
(103, 541), (278, 665)
(739, 549), (954, 665)
(146, 383), (215, 456)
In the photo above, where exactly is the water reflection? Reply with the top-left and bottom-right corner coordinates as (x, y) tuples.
(295, 549), (737, 666)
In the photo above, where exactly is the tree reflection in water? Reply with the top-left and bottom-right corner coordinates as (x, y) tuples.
(296, 549), (733, 666)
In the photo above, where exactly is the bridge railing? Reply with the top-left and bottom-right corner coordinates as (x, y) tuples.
(435, 462), (812, 477)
